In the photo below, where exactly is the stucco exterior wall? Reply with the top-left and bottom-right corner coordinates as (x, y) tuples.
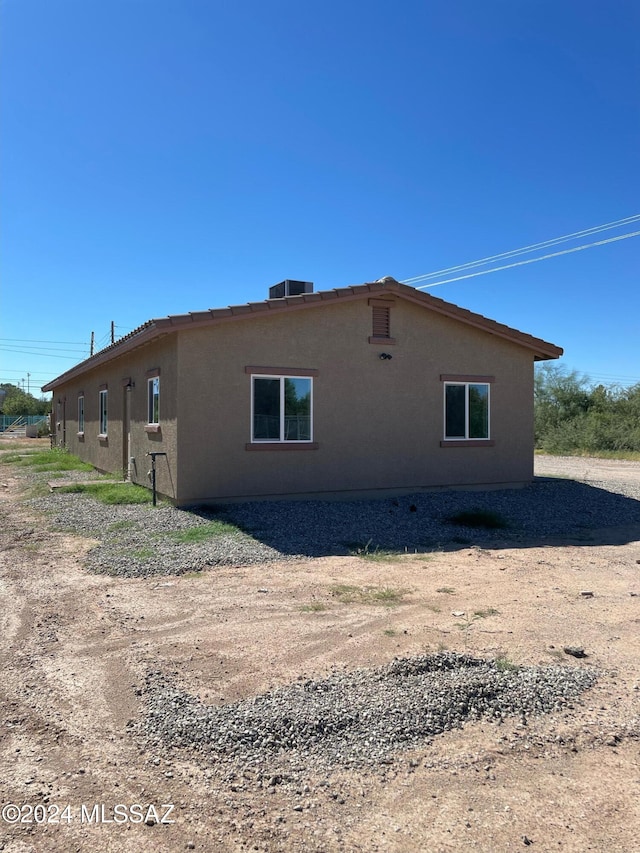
(173, 296), (535, 503)
(50, 337), (179, 500)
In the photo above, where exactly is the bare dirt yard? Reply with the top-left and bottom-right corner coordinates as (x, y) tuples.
(1, 440), (639, 852)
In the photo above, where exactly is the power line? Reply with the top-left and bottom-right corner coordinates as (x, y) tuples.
(0, 347), (83, 359)
(408, 230), (640, 291)
(402, 213), (640, 286)
(0, 337), (88, 345)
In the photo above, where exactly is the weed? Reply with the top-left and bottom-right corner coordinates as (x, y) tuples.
(300, 602), (328, 612)
(383, 628), (397, 636)
(425, 603), (442, 613)
(495, 655), (519, 672)
(473, 607), (500, 618)
(169, 520), (240, 543)
(181, 570), (205, 579)
(446, 508), (509, 530)
(329, 584), (409, 606)
(436, 586), (456, 594)
(58, 482), (152, 505)
(107, 520), (137, 533)
(131, 547), (155, 560)
(3, 448), (95, 473)
(345, 540), (402, 562)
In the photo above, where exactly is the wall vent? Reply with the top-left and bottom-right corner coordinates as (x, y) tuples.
(268, 280), (314, 299)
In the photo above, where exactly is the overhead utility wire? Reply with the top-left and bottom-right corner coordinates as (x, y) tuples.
(409, 230), (640, 291)
(0, 347), (82, 359)
(402, 214), (640, 286)
(0, 337), (88, 345)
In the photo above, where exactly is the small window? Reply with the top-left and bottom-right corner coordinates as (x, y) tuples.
(148, 376), (160, 425)
(444, 382), (489, 440)
(99, 389), (108, 436)
(252, 375), (312, 442)
(78, 396), (84, 434)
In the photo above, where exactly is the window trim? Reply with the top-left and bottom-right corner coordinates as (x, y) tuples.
(147, 375), (160, 426)
(77, 394), (84, 436)
(441, 380), (492, 443)
(249, 373), (314, 445)
(98, 388), (108, 438)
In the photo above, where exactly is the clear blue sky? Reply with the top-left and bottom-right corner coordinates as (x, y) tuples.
(1, 0), (639, 396)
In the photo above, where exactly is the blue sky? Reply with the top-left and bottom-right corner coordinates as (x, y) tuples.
(1, 0), (639, 395)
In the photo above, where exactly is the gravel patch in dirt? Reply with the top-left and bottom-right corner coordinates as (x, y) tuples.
(143, 653), (598, 781)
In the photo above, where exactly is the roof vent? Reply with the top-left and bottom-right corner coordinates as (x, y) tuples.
(268, 280), (314, 299)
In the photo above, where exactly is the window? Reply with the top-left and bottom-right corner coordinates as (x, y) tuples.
(148, 376), (160, 425)
(444, 382), (489, 440)
(78, 396), (84, 434)
(252, 375), (312, 442)
(99, 389), (108, 436)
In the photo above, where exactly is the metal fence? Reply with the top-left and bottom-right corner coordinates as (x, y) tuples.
(0, 415), (50, 433)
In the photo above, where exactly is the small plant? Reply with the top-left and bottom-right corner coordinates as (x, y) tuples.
(131, 547), (156, 560)
(168, 520), (240, 543)
(345, 539), (402, 562)
(495, 655), (519, 672)
(446, 508), (509, 530)
(107, 520), (137, 533)
(473, 607), (500, 618)
(383, 628), (397, 636)
(58, 482), (153, 504)
(329, 584), (409, 606)
(436, 586), (456, 594)
(300, 602), (328, 613)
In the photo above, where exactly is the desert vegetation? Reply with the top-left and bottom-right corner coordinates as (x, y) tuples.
(535, 363), (640, 456)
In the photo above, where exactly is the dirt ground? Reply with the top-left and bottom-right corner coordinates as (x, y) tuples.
(1, 440), (639, 852)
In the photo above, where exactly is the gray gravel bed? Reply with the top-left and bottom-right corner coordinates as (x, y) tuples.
(142, 653), (597, 778)
(26, 470), (640, 576)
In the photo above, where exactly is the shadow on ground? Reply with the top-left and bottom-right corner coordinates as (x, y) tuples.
(199, 477), (640, 558)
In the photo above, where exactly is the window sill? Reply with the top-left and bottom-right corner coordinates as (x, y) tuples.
(245, 442), (319, 451)
(77, 432), (85, 440)
(440, 439), (494, 448)
(98, 434), (108, 443)
(145, 424), (161, 434)
(368, 336), (397, 345)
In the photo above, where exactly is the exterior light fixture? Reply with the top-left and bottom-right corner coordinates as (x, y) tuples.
(379, 352), (393, 360)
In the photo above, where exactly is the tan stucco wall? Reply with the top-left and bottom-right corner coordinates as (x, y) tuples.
(50, 337), (179, 500)
(174, 296), (536, 503)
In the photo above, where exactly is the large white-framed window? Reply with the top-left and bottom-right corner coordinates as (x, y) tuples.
(251, 375), (313, 442)
(99, 389), (108, 436)
(148, 376), (160, 425)
(443, 381), (490, 440)
(77, 395), (84, 435)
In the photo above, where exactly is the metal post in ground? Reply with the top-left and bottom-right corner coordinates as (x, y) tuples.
(146, 452), (167, 506)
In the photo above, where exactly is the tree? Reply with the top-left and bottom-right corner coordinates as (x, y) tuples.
(0, 383), (50, 417)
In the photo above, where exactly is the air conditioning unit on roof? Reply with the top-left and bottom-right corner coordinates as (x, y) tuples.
(268, 280), (314, 299)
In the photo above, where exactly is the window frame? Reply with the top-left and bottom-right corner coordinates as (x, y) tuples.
(77, 395), (84, 435)
(98, 389), (108, 437)
(250, 373), (314, 444)
(442, 381), (491, 442)
(147, 376), (160, 425)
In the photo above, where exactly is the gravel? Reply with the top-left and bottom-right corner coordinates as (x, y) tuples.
(141, 652), (598, 779)
(25, 461), (640, 577)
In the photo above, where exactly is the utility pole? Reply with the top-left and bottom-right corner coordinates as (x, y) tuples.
(90, 332), (95, 356)
(27, 373), (30, 394)
(111, 321), (115, 344)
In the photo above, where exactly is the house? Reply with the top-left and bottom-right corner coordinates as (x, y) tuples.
(42, 277), (562, 505)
